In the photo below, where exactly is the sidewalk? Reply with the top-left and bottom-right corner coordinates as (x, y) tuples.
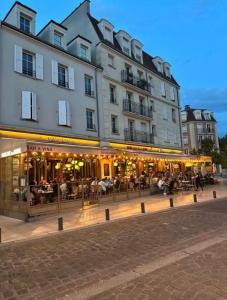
(0, 178), (227, 243)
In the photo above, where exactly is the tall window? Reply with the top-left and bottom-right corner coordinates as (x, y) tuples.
(86, 109), (95, 130)
(20, 14), (31, 33)
(110, 85), (116, 104)
(80, 44), (88, 60)
(22, 51), (34, 77)
(58, 65), (68, 88)
(139, 97), (145, 115)
(54, 31), (63, 47)
(85, 76), (94, 96)
(111, 115), (118, 134)
(172, 108), (176, 122)
(123, 37), (130, 55)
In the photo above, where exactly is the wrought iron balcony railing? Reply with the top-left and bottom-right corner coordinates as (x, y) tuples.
(121, 70), (151, 93)
(123, 99), (153, 119)
(124, 129), (154, 144)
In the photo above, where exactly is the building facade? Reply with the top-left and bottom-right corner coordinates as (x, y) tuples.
(0, 1), (211, 219)
(181, 105), (219, 154)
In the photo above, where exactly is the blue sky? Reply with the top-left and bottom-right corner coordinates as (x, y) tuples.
(1, 0), (226, 136)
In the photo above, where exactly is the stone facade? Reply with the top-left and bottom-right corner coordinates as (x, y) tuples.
(0, 0), (182, 150)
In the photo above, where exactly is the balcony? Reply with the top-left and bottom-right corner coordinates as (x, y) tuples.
(123, 99), (153, 119)
(121, 70), (151, 93)
(124, 129), (154, 144)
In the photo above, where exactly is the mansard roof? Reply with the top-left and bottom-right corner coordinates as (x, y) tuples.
(88, 14), (180, 87)
(181, 108), (216, 123)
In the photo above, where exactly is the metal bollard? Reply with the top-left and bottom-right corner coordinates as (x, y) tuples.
(58, 217), (63, 231)
(169, 198), (174, 208)
(105, 208), (110, 221)
(141, 202), (145, 214)
(0, 228), (1, 243)
(213, 191), (217, 199)
(193, 194), (197, 203)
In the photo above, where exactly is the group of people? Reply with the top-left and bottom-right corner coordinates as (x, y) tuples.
(156, 171), (206, 195)
(27, 170), (215, 205)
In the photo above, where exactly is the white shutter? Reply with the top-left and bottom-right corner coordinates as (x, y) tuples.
(66, 101), (71, 126)
(22, 91), (31, 119)
(14, 45), (22, 73)
(68, 66), (75, 90)
(170, 87), (175, 100)
(52, 60), (58, 85)
(31, 93), (37, 120)
(161, 82), (166, 96)
(36, 53), (44, 80)
(58, 100), (67, 125)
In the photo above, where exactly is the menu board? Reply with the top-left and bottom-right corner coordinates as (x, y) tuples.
(12, 157), (19, 188)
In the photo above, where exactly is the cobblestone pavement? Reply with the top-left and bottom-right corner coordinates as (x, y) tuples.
(1, 199), (227, 299)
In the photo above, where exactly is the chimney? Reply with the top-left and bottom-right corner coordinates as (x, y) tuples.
(185, 105), (191, 111)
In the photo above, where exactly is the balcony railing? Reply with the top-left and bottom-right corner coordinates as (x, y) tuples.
(124, 129), (154, 144)
(123, 99), (153, 119)
(121, 70), (151, 93)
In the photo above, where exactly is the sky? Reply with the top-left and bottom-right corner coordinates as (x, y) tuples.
(1, 0), (227, 136)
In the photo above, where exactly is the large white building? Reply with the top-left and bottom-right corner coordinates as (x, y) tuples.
(0, 1), (211, 219)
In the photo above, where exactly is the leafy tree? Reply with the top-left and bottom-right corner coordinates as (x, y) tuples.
(199, 138), (215, 155)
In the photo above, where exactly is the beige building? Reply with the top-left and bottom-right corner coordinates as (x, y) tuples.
(0, 1), (212, 219)
(181, 105), (219, 154)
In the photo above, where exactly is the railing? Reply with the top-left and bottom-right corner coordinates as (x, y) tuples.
(124, 129), (154, 144)
(22, 178), (154, 209)
(85, 90), (95, 97)
(22, 68), (36, 78)
(58, 80), (69, 88)
(123, 99), (153, 118)
(121, 70), (151, 93)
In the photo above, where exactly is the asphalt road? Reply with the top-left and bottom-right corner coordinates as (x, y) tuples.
(1, 198), (227, 300)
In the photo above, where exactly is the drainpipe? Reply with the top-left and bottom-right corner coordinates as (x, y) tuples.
(95, 67), (101, 141)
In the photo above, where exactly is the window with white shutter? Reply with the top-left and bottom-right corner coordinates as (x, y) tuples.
(14, 45), (23, 73)
(161, 82), (166, 97)
(22, 91), (37, 121)
(58, 100), (70, 126)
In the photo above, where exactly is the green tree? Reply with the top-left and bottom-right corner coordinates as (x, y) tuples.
(199, 138), (214, 155)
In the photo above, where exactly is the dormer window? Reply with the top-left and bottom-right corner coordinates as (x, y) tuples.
(80, 44), (89, 60)
(157, 62), (162, 72)
(204, 112), (211, 120)
(54, 31), (63, 47)
(194, 111), (202, 120)
(98, 19), (114, 43)
(135, 45), (142, 62)
(20, 13), (31, 33)
(123, 37), (130, 55)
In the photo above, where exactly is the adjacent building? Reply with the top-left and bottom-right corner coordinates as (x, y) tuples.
(181, 105), (219, 154)
(0, 1), (211, 219)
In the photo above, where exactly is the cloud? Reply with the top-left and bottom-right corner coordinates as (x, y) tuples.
(181, 87), (227, 112)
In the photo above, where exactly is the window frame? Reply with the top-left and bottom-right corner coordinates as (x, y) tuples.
(86, 109), (95, 130)
(22, 50), (35, 77)
(20, 13), (31, 33)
